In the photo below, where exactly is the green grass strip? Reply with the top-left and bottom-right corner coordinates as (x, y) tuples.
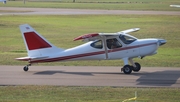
(0, 86), (180, 102)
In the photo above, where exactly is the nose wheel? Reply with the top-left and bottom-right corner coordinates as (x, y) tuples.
(23, 64), (31, 71)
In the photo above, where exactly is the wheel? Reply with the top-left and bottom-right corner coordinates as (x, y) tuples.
(123, 65), (132, 74)
(23, 66), (29, 71)
(132, 62), (141, 72)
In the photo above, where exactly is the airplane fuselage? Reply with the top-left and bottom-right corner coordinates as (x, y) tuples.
(28, 38), (159, 63)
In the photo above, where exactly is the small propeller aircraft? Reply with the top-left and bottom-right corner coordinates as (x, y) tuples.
(16, 24), (166, 74)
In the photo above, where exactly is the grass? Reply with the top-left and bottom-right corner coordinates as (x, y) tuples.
(0, 86), (179, 102)
(0, 0), (180, 11)
(0, 15), (180, 67)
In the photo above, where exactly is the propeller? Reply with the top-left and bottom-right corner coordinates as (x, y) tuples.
(158, 39), (166, 46)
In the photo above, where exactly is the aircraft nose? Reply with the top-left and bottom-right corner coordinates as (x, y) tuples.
(158, 39), (166, 46)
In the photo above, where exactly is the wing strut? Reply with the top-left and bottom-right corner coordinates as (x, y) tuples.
(101, 36), (108, 59)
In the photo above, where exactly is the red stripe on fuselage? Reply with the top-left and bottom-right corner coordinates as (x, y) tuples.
(108, 42), (156, 53)
(30, 51), (105, 63)
(24, 32), (52, 50)
(29, 42), (156, 63)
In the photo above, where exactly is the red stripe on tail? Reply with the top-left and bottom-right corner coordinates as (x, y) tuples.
(24, 32), (52, 50)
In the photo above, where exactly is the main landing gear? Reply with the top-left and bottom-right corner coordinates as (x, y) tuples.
(23, 64), (31, 71)
(121, 58), (141, 74)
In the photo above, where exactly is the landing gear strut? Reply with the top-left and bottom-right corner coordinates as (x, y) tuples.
(23, 64), (31, 71)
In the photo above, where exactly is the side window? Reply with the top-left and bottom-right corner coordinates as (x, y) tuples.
(91, 40), (103, 49)
(106, 38), (122, 49)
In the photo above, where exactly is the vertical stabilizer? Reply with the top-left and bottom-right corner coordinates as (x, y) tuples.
(19, 24), (63, 57)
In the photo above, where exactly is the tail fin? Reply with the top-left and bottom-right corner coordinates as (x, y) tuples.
(19, 24), (63, 57)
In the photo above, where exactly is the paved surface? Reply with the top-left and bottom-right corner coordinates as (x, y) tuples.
(0, 7), (180, 15)
(0, 66), (180, 87)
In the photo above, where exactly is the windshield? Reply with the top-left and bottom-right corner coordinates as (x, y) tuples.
(119, 34), (137, 44)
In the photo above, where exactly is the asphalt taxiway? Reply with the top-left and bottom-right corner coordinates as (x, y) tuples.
(0, 7), (180, 15)
(0, 66), (180, 87)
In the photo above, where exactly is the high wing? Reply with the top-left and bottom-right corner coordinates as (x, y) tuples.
(117, 28), (140, 34)
(73, 33), (100, 41)
(74, 28), (140, 41)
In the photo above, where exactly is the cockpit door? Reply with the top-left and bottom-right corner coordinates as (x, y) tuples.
(119, 34), (140, 58)
(105, 38), (127, 59)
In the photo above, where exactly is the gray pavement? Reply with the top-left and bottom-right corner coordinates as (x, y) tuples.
(0, 7), (180, 15)
(0, 66), (180, 87)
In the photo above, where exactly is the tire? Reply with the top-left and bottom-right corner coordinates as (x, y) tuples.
(123, 65), (132, 74)
(132, 62), (141, 72)
(23, 66), (29, 71)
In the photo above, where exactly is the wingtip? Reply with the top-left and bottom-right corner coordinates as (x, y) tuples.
(134, 28), (140, 31)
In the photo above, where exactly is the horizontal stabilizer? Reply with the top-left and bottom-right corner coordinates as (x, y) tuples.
(16, 56), (49, 61)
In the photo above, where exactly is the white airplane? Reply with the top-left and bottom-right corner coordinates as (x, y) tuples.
(16, 24), (166, 74)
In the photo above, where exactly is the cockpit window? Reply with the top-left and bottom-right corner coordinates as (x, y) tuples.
(106, 38), (122, 49)
(119, 34), (137, 44)
(91, 40), (103, 49)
